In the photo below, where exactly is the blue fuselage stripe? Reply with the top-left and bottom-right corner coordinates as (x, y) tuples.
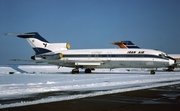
(63, 54), (167, 60)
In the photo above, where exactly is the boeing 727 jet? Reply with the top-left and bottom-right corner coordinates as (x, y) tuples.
(5, 32), (175, 74)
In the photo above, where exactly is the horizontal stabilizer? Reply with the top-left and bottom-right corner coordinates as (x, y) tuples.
(5, 33), (35, 37)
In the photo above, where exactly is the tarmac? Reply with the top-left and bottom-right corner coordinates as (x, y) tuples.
(1, 84), (180, 111)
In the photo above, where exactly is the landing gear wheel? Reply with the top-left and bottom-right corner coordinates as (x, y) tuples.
(85, 68), (91, 73)
(72, 69), (79, 74)
(150, 70), (155, 75)
(166, 66), (175, 71)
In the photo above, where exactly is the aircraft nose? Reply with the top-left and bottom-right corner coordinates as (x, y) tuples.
(169, 59), (175, 66)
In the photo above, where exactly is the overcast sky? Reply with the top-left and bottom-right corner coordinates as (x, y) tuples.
(0, 0), (180, 64)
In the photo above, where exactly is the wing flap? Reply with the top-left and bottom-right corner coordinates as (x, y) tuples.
(75, 62), (102, 66)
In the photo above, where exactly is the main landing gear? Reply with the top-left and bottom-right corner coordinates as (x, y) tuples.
(85, 68), (91, 73)
(166, 66), (175, 71)
(150, 70), (155, 75)
(71, 68), (92, 74)
(71, 68), (79, 74)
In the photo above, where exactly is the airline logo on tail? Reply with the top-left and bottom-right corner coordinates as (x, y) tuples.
(5, 32), (70, 55)
(110, 41), (140, 49)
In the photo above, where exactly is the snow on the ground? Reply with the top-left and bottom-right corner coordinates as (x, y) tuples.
(0, 65), (180, 108)
(0, 65), (73, 74)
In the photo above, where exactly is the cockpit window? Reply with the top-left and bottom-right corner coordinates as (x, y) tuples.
(159, 53), (166, 58)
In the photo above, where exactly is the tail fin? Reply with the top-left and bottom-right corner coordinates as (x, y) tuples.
(17, 32), (51, 55)
(110, 41), (140, 49)
(5, 32), (70, 55)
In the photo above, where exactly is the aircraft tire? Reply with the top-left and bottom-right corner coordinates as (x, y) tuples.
(85, 68), (91, 73)
(72, 69), (79, 74)
(150, 70), (155, 75)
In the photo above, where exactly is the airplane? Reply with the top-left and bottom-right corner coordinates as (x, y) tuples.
(110, 41), (140, 49)
(5, 32), (175, 74)
(110, 41), (180, 71)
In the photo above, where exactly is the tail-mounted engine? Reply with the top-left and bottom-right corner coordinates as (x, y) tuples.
(46, 43), (70, 51)
(31, 53), (63, 60)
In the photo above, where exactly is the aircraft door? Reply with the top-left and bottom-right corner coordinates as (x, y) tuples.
(88, 54), (91, 60)
(107, 52), (111, 61)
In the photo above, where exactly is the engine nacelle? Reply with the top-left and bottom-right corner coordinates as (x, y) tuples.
(31, 55), (42, 60)
(46, 43), (70, 52)
(42, 53), (63, 60)
(31, 53), (63, 60)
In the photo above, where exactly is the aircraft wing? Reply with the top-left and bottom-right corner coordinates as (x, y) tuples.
(11, 59), (45, 63)
(11, 59), (104, 66)
(11, 59), (66, 63)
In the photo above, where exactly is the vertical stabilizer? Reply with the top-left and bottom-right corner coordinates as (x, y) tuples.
(110, 41), (140, 49)
(5, 32), (71, 55)
(16, 32), (51, 55)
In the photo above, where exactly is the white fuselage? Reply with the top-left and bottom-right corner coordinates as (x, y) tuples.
(41, 48), (174, 69)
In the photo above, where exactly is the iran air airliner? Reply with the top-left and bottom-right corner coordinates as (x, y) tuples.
(110, 41), (179, 71)
(5, 32), (175, 74)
